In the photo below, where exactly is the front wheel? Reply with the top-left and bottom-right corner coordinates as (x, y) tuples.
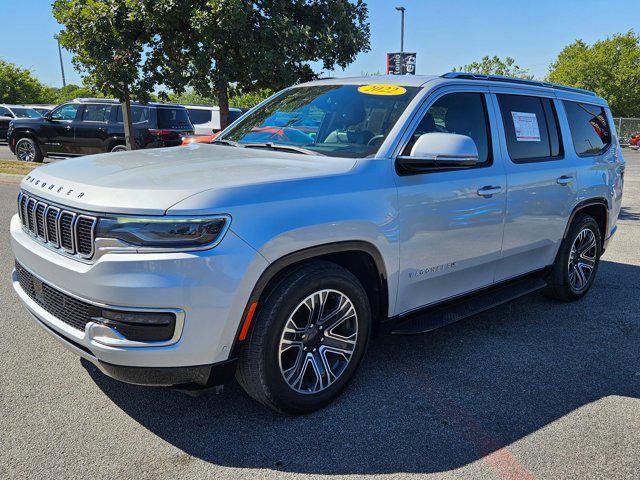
(236, 261), (371, 414)
(15, 137), (43, 163)
(544, 213), (602, 301)
(110, 144), (127, 153)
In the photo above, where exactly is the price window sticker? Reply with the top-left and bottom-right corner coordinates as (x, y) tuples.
(511, 111), (541, 142)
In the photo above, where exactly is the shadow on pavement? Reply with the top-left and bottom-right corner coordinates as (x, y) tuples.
(619, 206), (640, 222)
(85, 259), (640, 475)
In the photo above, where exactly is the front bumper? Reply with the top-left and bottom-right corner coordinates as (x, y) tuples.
(10, 213), (268, 380)
(26, 304), (236, 386)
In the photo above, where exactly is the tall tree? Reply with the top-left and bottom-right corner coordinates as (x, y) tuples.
(453, 56), (533, 79)
(0, 60), (50, 104)
(53, 0), (155, 149)
(547, 31), (640, 117)
(146, 0), (370, 129)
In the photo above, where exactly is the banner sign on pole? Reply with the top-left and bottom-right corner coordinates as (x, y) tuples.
(386, 52), (416, 75)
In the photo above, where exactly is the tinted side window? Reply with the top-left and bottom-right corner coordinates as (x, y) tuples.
(82, 104), (112, 122)
(115, 106), (150, 124)
(187, 108), (212, 125)
(0, 107), (11, 116)
(497, 94), (562, 162)
(403, 92), (492, 166)
(157, 108), (192, 129)
(563, 101), (611, 156)
(228, 109), (243, 123)
(50, 104), (80, 121)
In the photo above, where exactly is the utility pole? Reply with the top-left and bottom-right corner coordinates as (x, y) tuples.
(395, 6), (405, 74)
(57, 37), (67, 87)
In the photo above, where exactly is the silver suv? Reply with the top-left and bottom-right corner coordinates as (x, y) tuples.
(10, 74), (625, 413)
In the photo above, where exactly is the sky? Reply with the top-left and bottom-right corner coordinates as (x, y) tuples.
(0, 0), (637, 89)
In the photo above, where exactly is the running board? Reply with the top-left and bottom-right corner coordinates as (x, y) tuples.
(390, 276), (547, 335)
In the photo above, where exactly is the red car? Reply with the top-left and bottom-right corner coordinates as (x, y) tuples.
(181, 131), (220, 145)
(630, 134), (640, 149)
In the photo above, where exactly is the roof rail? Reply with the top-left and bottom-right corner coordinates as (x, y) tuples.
(441, 72), (597, 97)
(73, 97), (119, 103)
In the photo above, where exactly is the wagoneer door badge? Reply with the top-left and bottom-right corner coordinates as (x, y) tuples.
(25, 176), (86, 199)
(409, 262), (456, 279)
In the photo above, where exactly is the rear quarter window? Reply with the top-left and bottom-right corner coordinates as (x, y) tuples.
(497, 94), (562, 163)
(157, 108), (192, 130)
(563, 101), (611, 156)
(187, 108), (212, 125)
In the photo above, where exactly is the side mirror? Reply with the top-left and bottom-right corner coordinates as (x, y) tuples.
(2, 112), (14, 118)
(397, 132), (479, 173)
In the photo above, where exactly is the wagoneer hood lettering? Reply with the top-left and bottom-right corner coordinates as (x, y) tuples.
(20, 144), (357, 215)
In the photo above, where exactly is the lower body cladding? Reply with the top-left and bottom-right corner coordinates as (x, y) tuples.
(9, 214), (268, 387)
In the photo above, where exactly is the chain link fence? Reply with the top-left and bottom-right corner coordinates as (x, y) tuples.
(613, 118), (640, 147)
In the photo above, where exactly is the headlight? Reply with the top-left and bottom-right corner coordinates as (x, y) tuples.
(95, 215), (230, 249)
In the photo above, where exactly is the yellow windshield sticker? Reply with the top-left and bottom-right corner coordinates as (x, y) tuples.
(358, 84), (407, 96)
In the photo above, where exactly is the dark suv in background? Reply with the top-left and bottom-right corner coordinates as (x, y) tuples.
(0, 105), (42, 142)
(7, 99), (194, 162)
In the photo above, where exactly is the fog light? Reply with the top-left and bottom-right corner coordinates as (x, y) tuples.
(97, 309), (176, 341)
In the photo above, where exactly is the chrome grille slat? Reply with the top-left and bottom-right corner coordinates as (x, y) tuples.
(45, 206), (60, 247)
(35, 202), (47, 239)
(26, 198), (37, 234)
(59, 211), (76, 254)
(16, 191), (97, 260)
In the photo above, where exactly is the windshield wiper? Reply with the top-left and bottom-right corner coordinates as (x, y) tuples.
(241, 142), (324, 156)
(211, 139), (239, 147)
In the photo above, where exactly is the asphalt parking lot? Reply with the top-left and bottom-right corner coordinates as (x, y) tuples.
(1, 151), (639, 480)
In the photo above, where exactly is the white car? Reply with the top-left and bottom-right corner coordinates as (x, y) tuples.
(184, 105), (244, 135)
(11, 74), (625, 413)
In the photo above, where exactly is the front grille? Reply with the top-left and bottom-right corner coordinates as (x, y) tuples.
(17, 192), (97, 259)
(15, 261), (100, 332)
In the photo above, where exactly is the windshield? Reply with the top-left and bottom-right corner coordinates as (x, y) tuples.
(221, 84), (420, 158)
(11, 107), (42, 118)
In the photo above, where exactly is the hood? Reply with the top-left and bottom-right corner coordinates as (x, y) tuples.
(20, 144), (358, 215)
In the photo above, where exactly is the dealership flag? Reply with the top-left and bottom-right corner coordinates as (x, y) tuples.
(386, 52), (416, 75)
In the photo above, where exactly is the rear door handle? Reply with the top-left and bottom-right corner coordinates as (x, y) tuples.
(477, 185), (503, 197)
(556, 175), (574, 186)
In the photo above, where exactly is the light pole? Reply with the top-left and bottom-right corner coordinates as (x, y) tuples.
(395, 6), (405, 74)
(56, 37), (66, 88)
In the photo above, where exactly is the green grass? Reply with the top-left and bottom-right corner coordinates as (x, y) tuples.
(0, 160), (39, 176)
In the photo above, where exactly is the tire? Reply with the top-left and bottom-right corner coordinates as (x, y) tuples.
(236, 260), (371, 414)
(544, 213), (602, 301)
(110, 144), (127, 152)
(14, 137), (43, 163)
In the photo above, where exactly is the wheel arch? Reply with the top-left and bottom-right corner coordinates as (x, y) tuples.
(106, 137), (126, 151)
(230, 241), (389, 356)
(563, 198), (609, 248)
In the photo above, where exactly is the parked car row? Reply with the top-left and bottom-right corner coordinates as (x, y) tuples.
(7, 99), (195, 162)
(5, 98), (252, 161)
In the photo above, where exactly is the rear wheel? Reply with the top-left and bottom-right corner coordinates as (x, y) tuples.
(544, 213), (601, 301)
(236, 261), (371, 414)
(15, 137), (43, 163)
(110, 144), (127, 152)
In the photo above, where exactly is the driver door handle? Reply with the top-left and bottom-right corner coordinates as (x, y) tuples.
(556, 175), (574, 186)
(477, 185), (503, 197)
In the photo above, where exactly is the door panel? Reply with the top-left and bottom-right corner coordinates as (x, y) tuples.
(74, 104), (113, 154)
(491, 93), (578, 281)
(395, 90), (507, 314)
(41, 103), (80, 154)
